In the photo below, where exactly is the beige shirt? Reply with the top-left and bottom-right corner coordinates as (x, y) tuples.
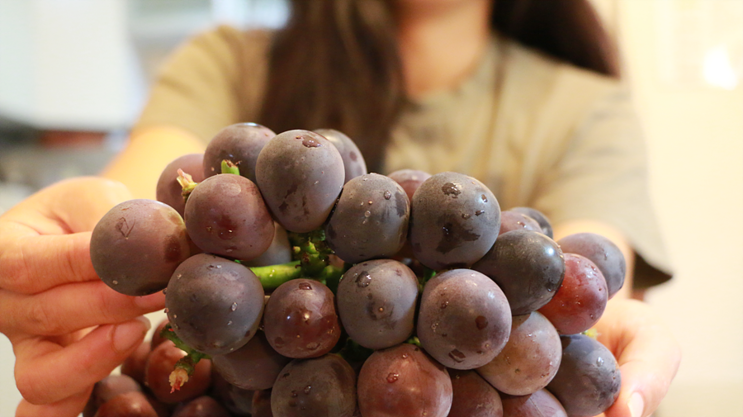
(135, 26), (671, 288)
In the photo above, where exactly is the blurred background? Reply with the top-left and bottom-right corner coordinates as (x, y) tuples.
(0, 0), (741, 415)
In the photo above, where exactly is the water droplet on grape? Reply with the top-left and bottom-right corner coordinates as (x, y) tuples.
(475, 210), (484, 216)
(304, 385), (312, 394)
(173, 314), (178, 319)
(164, 308), (168, 314)
(387, 373), (399, 383)
(227, 321), (232, 326)
(384, 191), (392, 200)
(112, 280), (118, 285)
(231, 303), (237, 311)
(481, 194), (488, 202)
(306, 342), (319, 350)
(462, 213), (471, 219)
(364, 210), (372, 218)
(162, 288), (167, 295)
(299, 282), (312, 290)
(475, 315), (488, 330)
(448, 349), (466, 363)
(440, 301), (449, 309)
(597, 357), (604, 366)
(356, 274), (372, 288)
(291, 390), (298, 398)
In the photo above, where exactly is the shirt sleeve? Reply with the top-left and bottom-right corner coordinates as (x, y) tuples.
(532, 86), (673, 289)
(132, 25), (270, 143)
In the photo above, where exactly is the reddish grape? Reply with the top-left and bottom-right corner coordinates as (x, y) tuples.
(357, 343), (452, 417)
(500, 389), (567, 417)
(263, 279), (341, 359)
(202, 122), (276, 183)
(557, 232), (626, 299)
(477, 312), (561, 396)
(212, 331), (291, 391)
(448, 370), (503, 417)
(156, 153), (204, 216)
(145, 341), (212, 404)
(538, 253), (608, 335)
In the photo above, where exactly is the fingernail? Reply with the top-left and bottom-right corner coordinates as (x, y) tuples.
(111, 316), (151, 354)
(628, 392), (644, 417)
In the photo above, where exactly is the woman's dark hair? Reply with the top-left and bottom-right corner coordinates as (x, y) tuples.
(259, 0), (619, 172)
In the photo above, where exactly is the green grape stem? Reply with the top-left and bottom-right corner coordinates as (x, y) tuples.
(221, 160), (240, 175)
(161, 324), (210, 392)
(176, 169), (198, 201)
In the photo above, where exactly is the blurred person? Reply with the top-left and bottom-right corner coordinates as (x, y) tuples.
(0, 1), (680, 416)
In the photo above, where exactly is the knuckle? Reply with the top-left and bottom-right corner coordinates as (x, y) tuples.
(27, 300), (63, 336)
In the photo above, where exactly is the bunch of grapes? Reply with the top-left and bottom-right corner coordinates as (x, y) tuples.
(88, 123), (626, 417)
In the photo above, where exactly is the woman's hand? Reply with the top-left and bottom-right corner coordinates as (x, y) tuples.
(597, 298), (682, 417)
(0, 177), (166, 417)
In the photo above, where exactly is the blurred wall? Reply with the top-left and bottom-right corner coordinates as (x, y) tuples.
(615, 1), (743, 416)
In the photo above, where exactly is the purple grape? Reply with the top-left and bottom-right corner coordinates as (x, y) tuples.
(325, 173), (410, 263)
(92, 391), (159, 417)
(156, 153), (205, 216)
(336, 259), (419, 350)
(557, 232), (626, 299)
(387, 169), (431, 202)
(172, 396), (231, 417)
(473, 230), (565, 315)
(212, 331), (291, 391)
(271, 354), (357, 417)
(166, 254), (265, 355)
(203, 123), (276, 183)
(499, 209), (542, 235)
(263, 279), (340, 359)
(547, 334), (621, 417)
(255, 129), (345, 233)
(477, 312), (562, 396)
(448, 370), (503, 417)
(184, 174), (275, 261)
(510, 207), (554, 238)
(417, 269), (511, 370)
(409, 172), (500, 270)
(357, 343), (452, 417)
(91, 199), (191, 296)
(145, 341), (212, 404)
(314, 128), (367, 184)
(83, 375), (142, 417)
(500, 389), (567, 417)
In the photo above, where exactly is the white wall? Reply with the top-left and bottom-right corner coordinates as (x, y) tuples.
(617, 1), (743, 416)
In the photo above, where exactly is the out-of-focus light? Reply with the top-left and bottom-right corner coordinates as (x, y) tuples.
(703, 46), (739, 90)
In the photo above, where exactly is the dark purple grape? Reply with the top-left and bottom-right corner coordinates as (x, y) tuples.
(243, 222), (292, 267)
(325, 173), (410, 263)
(539, 253), (608, 335)
(409, 172), (500, 270)
(448, 370), (503, 417)
(252, 389), (273, 417)
(166, 254), (265, 355)
(500, 389), (567, 417)
(477, 312), (561, 396)
(417, 269), (511, 370)
(84, 375), (142, 417)
(203, 123), (276, 183)
(120, 342), (150, 387)
(547, 334), (621, 417)
(156, 153), (205, 217)
(314, 128), (367, 184)
(336, 259), (419, 350)
(145, 341), (212, 404)
(256, 129), (345, 233)
(172, 396), (231, 417)
(510, 207), (554, 239)
(499, 210), (542, 235)
(271, 354), (357, 417)
(357, 343), (452, 417)
(91, 199), (191, 296)
(184, 174), (274, 260)
(212, 330), (291, 391)
(263, 279), (340, 358)
(387, 169), (431, 202)
(93, 391), (159, 417)
(210, 371), (254, 416)
(473, 230), (565, 315)
(557, 233), (626, 299)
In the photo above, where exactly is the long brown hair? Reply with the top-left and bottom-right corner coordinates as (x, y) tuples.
(259, 0), (619, 172)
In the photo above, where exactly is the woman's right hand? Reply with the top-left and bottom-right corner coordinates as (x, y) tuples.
(0, 177), (166, 417)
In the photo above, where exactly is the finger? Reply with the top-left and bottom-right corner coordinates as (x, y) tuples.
(14, 317), (151, 405)
(599, 300), (682, 417)
(0, 282), (165, 337)
(16, 388), (92, 417)
(0, 232), (97, 294)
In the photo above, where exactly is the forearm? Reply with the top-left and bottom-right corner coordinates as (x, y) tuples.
(101, 126), (206, 199)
